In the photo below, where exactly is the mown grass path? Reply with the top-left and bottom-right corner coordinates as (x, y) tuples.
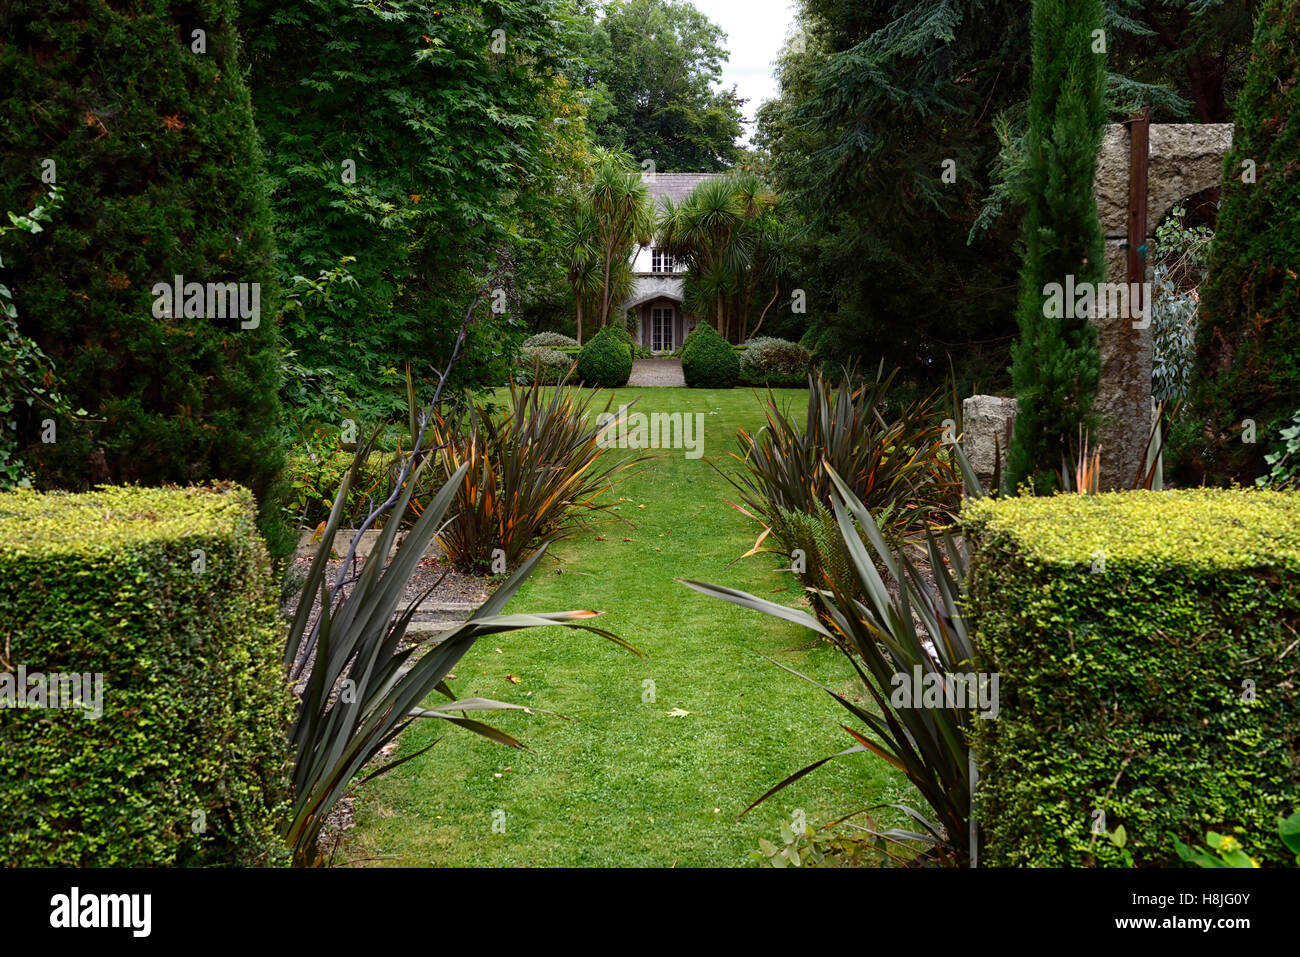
(347, 386), (907, 866)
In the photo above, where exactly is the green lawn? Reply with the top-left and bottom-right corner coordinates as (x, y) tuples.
(345, 385), (910, 867)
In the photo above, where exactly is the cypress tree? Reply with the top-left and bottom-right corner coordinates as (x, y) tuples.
(1004, 0), (1107, 494)
(0, 0), (289, 554)
(1190, 0), (1300, 485)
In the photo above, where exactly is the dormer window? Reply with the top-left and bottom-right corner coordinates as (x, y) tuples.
(651, 248), (676, 273)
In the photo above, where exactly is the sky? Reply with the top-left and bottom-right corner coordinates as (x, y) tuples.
(689, 0), (799, 143)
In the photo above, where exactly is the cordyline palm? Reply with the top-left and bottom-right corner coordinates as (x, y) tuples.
(657, 173), (779, 342)
(562, 201), (604, 343)
(581, 148), (654, 339)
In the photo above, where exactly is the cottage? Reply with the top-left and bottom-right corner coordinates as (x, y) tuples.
(620, 172), (722, 353)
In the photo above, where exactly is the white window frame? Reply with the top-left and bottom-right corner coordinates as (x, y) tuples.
(650, 305), (675, 352)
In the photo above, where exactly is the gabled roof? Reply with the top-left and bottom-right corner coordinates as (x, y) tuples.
(643, 172), (724, 207)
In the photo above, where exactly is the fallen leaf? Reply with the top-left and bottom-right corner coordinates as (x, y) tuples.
(666, 707), (691, 718)
(506, 674), (521, 684)
(494, 648), (503, 654)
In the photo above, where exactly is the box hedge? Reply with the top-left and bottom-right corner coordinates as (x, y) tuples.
(681, 322), (739, 388)
(964, 490), (1300, 866)
(576, 328), (632, 388)
(0, 484), (293, 866)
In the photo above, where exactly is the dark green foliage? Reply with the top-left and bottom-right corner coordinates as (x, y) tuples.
(1189, 0), (1300, 485)
(757, 1), (1033, 388)
(1004, 0), (1107, 494)
(604, 322), (634, 349)
(760, 1), (1257, 394)
(582, 0), (744, 171)
(0, 187), (78, 491)
(0, 0), (288, 552)
(680, 322), (738, 388)
(0, 485), (293, 866)
(965, 490), (1300, 866)
(576, 327), (633, 387)
(240, 0), (590, 406)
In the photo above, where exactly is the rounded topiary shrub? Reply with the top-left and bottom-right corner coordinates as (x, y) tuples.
(522, 331), (580, 350)
(681, 322), (739, 388)
(604, 322), (634, 349)
(576, 328), (632, 388)
(740, 337), (813, 387)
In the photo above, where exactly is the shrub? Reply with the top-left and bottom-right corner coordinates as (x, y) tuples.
(0, 0), (289, 554)
(964, 489), (1300, 866)
(576, 328), (632, 388)
(285, 439), (401, 530)
(681, 322), (739, 388)
(604, 322), (634, 348)
(1, 187), (78, 491)
(1191, 0), (1300, 485)
(513, 346), (574, 386)
(739, 336), (812, 387)
(1259, 409), (1300, 489)
(522, 332), (580, 350)
(0, 485), (293, 866)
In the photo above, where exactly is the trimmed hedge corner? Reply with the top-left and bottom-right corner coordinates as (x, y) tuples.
(681, 322), (739, 388)
(576, 327), (632, 388)
(0, 485), (293, 866)
(964, 490), (1300, 866)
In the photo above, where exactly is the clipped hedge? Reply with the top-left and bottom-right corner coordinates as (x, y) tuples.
(739, 336), (812, 387)
(521, 331), (580, 350)
(576, 327), (632, 388)
(0, 485), (293, 866)
(681, 322), (739, 388)
(965, 490), (1300, 866)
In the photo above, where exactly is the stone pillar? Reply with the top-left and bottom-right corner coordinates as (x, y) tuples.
(1091, 122), (1232, 491)
(961, 395), (1018, 494)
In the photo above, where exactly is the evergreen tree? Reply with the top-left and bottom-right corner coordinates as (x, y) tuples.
(583, 0), (744, 172)
(1004, 0), (1108, 494)
(0, 0), (289, 553)
(1188, 0), (1300, 485)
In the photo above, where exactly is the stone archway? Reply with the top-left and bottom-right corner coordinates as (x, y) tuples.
(1090, 121), (1233, 488)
